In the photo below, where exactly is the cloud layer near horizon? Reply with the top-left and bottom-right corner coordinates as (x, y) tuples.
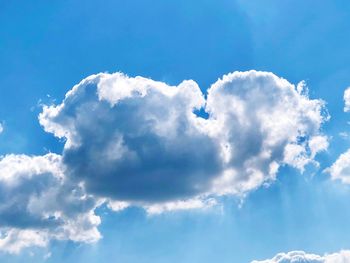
(0, 70), (329, 252)
(251, 250), (350, 263)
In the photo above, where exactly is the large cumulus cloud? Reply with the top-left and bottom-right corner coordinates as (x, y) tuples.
(251, 250), (350, 263)
(0, 70), (330, 253)
(39, 70), (328, 206)
(0, 153), (100, 253)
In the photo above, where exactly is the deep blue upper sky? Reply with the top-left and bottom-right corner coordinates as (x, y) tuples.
(1, 0), (350, 262)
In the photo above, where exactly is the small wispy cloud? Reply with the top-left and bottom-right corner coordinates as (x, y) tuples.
(344, 87), (350, 112)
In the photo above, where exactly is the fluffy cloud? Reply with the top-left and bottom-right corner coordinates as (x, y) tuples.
(40, 73), (222, 203)
(0, 123), (3, 134)
(251, 250), (350, 263)
(207, 72), (327, 194)
(39, 70), (328, 206)
(0, 70), (329, 253)
(0, 229), (48, 254)
(327, 149), (350, 184)
(0, 153), (101, 253)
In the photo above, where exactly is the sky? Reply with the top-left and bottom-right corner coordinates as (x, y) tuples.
(1, 0), (350, 262)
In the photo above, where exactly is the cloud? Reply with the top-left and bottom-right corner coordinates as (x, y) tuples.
(144, 197), (218, 214)
(108, 197), (218, 215)
(0, 123), (3, 134)
(344, 87), (350, 112)
(207, 72), (327, 194)
(0, 70), (330, 253)
(0, 229), (48, 254)
(251, 250), (350, 263)
(40, 73), (222, 203)
(327, 150), (350, 184)
(0, 153), (101, 253)
(39, 70), (328, 206)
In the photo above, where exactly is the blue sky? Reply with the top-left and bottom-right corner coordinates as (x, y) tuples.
(1, 1), (350, 262)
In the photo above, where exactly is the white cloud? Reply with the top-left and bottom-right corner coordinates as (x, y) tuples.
(205, 71), (328, 194)
(0, 123), (3, 134)
(327, 149), (350, 184)
(107, 200), (130, 212)
(344, 87), (350, 112)
(0, 153), (101, 253)
(108, 197), (218, 215)
(0, 229), (48, 254)
(309, 135), (329, 158)
(251, 250), (350, 263)
(144, 198), (217, 215)
(39, 70), (328, 205)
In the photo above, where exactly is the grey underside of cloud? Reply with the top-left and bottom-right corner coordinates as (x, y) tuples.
(251, 250), (350, 263)
(60, 80), (222, 202)
(0, 70), (329, 252)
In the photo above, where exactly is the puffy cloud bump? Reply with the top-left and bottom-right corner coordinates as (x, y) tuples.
(207, 72), (327, 195)
(39, 70), (328, 205)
